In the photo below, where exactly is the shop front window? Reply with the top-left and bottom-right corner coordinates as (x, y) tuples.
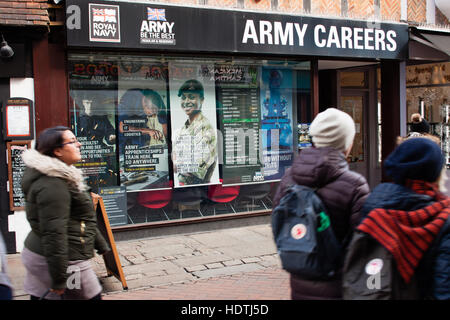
(68, 53), (310, 226)
(340, 71), (366, 88)
(406, 62), (450, 169)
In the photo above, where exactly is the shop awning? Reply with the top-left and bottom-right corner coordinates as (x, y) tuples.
(409, 27), (450, 61)
(435, 0), (450, 21)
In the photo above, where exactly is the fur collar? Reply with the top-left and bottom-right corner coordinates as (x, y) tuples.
(22, 149), (88, 192)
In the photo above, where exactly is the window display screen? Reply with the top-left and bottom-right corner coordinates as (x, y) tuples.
(68, 53), (310, 224)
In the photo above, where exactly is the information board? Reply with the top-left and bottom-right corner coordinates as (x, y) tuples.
(7, 141), (31, 211)
(98, 186), (128, 226)
(216, 64), (263, 185)
(3, 97), (34, 140)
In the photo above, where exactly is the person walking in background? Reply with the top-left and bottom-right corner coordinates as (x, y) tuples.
(397, 113), (438, 145)
(410, 113), (431, 134)
(354, 137), (449, 299)
(0, 231), (13, 300)
(20, 126), (110, 300)
(397, 113), (441, 150)
(273, 108), (370, 300)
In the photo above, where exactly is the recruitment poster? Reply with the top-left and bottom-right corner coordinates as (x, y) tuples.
(169, 62), (220, 188)
(215, 64), (263, 185)
(68, 59), (118, 193)
(260, 67), (294, 181)
(117, 58), (170, 191)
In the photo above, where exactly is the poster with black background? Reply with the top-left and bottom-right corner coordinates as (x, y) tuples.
(215, 64), (263, 185)
(68, 59), (119, 193)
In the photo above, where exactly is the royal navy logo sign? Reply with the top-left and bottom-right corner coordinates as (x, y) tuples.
(89, 3), (120, 43)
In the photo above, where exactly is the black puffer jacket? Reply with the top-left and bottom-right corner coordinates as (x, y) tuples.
(21, 149), (110, 290)
(361, 182), (450, 300)
(273, 147), (370, 300)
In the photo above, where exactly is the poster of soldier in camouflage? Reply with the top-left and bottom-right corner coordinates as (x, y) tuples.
(117, 58), (171, 191)
(169, 62), (219, 188)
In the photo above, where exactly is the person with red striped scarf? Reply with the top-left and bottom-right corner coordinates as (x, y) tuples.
(355, 137), (449, 299)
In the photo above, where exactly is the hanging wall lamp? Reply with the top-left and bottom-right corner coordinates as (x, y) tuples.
(1, 34), (14, 59)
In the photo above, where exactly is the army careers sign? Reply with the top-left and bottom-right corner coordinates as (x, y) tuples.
(66, 0), (408, 60)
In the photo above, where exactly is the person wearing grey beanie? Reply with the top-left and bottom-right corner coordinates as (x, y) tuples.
(309, 107), (356, 154)
(273, 107), (369, 300)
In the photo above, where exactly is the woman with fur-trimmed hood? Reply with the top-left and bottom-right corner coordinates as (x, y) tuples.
(20, 126), (110, 300)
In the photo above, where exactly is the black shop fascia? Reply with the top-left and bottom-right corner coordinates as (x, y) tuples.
(65, 0), (408, 61)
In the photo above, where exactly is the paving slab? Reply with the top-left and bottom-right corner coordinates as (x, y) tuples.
(122, 260), (181, 275)
(192, 263), (265, 279)
(140, 243), (195, 258)
(171, 253), (233, 268)
(218, 243), (277, 259)
(187, 232), (243, 248)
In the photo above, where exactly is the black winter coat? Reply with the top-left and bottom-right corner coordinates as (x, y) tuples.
(273, 147), (370, 300)
(361, 182), (450, 300)
(21, 149), (110, 290)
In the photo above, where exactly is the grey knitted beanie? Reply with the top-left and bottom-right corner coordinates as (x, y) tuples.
(309, 108), (356, 153)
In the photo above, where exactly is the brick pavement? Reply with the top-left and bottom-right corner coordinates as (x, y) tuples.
(103, 267), (291, 300)
(8, 171), (449, 301)
(10, 222), (294, 300)
(87, 223), (282, 293)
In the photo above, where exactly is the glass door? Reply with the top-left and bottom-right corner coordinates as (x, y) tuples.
(339, 93), (368, 178)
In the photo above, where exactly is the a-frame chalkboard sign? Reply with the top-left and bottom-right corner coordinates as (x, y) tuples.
(7, 141), (31, 211)
(93, 196), (128, 290)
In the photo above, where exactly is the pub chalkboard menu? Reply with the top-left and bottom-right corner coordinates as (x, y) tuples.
(7, 141), (31, 211)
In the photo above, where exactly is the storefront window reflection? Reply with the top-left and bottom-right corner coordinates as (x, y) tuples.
(68, 53), (310, 225)
(406, 62), (450, 168)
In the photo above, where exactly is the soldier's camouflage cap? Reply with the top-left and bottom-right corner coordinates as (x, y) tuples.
(178, 79), (204, 99)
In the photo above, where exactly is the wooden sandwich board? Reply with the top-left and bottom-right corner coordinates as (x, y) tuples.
(93, 196), (128, 290)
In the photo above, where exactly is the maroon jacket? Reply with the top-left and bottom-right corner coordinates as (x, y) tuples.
(273, 147), (370, 300)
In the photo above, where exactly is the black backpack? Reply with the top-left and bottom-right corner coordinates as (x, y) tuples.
(271, 184), (343, 280)
(342, 231), (420, 300)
